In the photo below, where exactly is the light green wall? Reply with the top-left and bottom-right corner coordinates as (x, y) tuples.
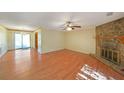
(32, 31), (36, 48)
(0, 24), (96, 57)
(41, 29), (65, 54)
(65, 28), (96, 54)
(0, 25), (8, 57)
(35, 28), (96, 54)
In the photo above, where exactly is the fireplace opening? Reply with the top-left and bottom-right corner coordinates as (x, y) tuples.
(113, 52), (118, 62)
(108, 51), (112, 60)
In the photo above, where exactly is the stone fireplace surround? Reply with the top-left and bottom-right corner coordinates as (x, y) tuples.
(95, 17), (124, 75)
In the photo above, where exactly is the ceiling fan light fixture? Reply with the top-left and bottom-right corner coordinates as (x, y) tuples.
(68, 23), (72, 26)
(66, 27), (72, 31)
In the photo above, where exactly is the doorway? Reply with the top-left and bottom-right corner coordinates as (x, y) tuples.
(15, 33), (31, 49)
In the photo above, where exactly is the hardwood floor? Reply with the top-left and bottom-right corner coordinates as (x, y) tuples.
(0, 49), (124, 80)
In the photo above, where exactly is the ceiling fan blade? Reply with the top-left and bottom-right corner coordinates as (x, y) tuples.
(72, 28), (75, 30)
(62, 27), (67, 30)
(60, 24), (66, 28)
(71, 26), (81, 28)
(62, 27), (74, 31)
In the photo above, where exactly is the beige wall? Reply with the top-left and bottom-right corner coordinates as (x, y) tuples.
(65, 28), (96, 54)
(42, 29), (65, 53)
(0, 25), (8, 57)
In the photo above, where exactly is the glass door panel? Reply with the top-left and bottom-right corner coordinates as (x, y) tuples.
(15, 33), (22, 49)
(22, 34), (30, 48)
(15, 33), (31, 49)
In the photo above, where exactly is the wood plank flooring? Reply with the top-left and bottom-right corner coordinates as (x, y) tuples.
(0, 49), (124, 80)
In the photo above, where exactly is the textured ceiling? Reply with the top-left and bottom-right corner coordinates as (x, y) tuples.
(0, 12), (124, 31)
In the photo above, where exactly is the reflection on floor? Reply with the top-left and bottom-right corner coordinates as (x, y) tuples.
(0, 49), (124, 80)
(76, 64), (115, 80)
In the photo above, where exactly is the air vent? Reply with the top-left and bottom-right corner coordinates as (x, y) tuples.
(106, 12), (113, 16)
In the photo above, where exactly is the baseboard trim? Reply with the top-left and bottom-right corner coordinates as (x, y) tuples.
(0, 50), (8, 58)
(41, 49), (65, 54)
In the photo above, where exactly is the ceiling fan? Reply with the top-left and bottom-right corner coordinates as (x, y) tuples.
(61, 21), (81, 31)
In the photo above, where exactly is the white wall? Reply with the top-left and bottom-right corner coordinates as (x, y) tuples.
(65, 28), (96, 54)
(0, 25), (8, 57)
(42, 29), (65, 53)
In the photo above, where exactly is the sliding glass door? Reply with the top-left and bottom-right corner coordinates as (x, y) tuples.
(15, 33), (22, 49)
(22, 34), (30, 48)
(15, 33), (31, 49)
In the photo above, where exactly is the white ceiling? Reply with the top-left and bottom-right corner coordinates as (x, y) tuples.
(0, 12), (124, 31)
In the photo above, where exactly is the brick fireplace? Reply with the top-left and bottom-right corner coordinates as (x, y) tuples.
(96, 17), (124, 71)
